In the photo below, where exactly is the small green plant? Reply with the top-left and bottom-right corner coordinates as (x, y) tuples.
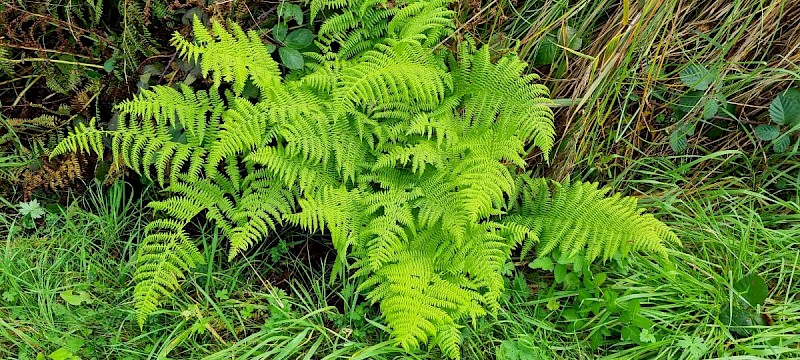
(670, 63), (738, 153)
(17, 199), (47, 229)
(269, 3), (315, 69)
(756, 88), (800, 153)
(52, 1), (678, 357)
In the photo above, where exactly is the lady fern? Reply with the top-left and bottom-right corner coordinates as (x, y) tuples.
(52, 1), (678, 358)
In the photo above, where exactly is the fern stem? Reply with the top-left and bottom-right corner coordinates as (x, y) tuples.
(7, 58), (105, 70)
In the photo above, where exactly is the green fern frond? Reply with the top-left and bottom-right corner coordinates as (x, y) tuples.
(504, 176), (681, 262)
(172, 16), (281, 94)
(50, 118), (105, 157)
(133, 218), (204, 326)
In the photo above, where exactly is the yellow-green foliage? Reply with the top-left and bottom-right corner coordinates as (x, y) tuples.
(52, 1), (677, 357)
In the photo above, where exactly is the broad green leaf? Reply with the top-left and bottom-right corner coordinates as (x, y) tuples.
(291, 5), (304, 25)
(554, 263), (567, 283)
(533, 37), (557, 66)
(754, 124), (780, 141)
(532, 27), (581, 67)
(497, 338), (550, 360)
(285, 29), (315, 49)
(529, 256), (554, 271)
(103, 58), (115, 73)
(60, 290), (93, 306)
(47, 348), (76, 360)
(734, 272), (768, 307)
(719, 304), (754, 337)
(621, 326), (640, 342)
(546, 298), (560, 311)
(278, 47), (304, 70)
(273, 23), (288, 43)
(680, 64), (716, 91)
(769, 88), (800, 126)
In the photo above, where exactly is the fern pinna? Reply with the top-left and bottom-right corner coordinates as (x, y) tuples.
(52, 0), (679, 357)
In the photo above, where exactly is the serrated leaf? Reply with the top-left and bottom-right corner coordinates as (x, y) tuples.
(670, 131), (688, 153)
(773, 135), (790, 153)
(680, 64), (716, 91)
(278, 47), (304, 70)
(529, 256), (554, 271)
(273, 23), (288, 43)
(285, 29), (314, 49)
(754, 124), (780, 141)
(702, 97), (719, 119)
(533, 36), (558, 66)
(19, 200), (46, 219)
(769, 88), (800, 126)
(546, 298), (560, 311)
(639, 328), (656, 344)
(674, 90), (704, 120)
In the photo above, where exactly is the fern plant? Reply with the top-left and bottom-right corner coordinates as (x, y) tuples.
(52, 1), (679, 357)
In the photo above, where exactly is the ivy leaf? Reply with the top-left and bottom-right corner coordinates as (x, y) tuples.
(769, 88), (800, 126)
(754, 124), (780, 141)
(528, 256), (554, 271)
(284, 29), (315, 49)
(272, 23), (288, 43)
(278, 47), (304, 70)
(680, 64), (716, 91)
(734, 272), (768, 307)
